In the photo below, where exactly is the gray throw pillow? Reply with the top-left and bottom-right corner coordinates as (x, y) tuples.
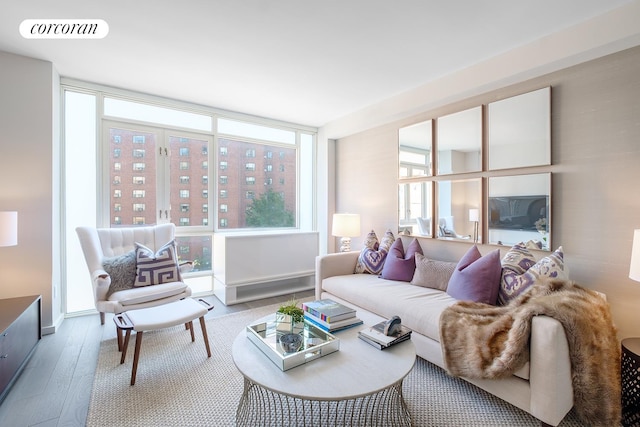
(410, 253), (456, 291)
(103, 250), (137, 297)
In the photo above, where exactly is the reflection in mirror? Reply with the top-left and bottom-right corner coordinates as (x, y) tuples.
(488, 87), (551, 170)
(488, 173), (550, 251)
(436, 178), (481, 242)
(399, 120), (432, 178)
(398, 181), (432, 236)
(437, 107), (482, 175)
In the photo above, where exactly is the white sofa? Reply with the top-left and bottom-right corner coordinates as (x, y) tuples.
(315, 250), (573, 427)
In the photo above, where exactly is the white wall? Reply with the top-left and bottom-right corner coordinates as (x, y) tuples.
(330, 45), (640, 341)
(0, 51), (62, 332)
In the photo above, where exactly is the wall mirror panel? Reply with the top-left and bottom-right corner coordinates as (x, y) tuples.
(436, 178), (481, 242)
(437, 107), (482, 175)
(399, 181), (433, 236)
(488, 87), (551, 170)
(399, 120), (432, 178)
(488, 173), (550, 250)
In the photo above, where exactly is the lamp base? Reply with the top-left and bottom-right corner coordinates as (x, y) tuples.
(339, 237), (352, 252)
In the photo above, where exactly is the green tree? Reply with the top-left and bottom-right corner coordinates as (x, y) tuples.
(245, 189), (295, 227)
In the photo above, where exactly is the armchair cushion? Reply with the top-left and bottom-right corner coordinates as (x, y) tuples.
(103, 250), (137, 297)
(134, 240), (181, 287)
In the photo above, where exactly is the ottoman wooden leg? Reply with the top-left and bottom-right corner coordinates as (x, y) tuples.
(188, 321), (195, 342)
(131, 331), (144, 386)
(120, 330), (131, 364)
(200, 316), (212, 357)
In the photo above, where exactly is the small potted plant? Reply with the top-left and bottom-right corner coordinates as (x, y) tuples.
(276, 298), (304, 334)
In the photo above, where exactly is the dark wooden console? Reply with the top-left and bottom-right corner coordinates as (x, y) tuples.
(0, 295), (41, 403)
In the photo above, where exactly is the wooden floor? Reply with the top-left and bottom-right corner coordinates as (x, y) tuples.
(0, 290), (313, 427)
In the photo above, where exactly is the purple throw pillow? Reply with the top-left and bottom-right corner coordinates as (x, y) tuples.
(446, 246), (502, 305)
(381, 238), (423, 281)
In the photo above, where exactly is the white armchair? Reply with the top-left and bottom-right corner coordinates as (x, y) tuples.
(76, 223), (192, 325)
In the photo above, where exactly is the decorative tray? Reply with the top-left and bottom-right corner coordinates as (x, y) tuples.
(246, 316), (340, 371)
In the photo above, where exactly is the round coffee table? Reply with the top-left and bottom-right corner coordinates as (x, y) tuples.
(231, 314), (416, 426)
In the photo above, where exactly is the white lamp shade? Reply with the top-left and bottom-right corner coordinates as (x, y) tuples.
(332, 213), (361, 237)
(0, 211), (18, 247)
(630, 229), (640, 282)
(469, 208), (479, 222)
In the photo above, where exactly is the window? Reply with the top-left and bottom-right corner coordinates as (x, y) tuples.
(204, 204), (209, 213)
(133, 176), (145, 184)
(133, 203), (145, 212)
(180, 175), (190, 184)
(179, 217), (190, 226)
(179, 147), (190, 156)
(133, 149), (145, 158)
(220, 189), (227, 198)
(114, 189), (121, 198)
(180, 161), (189, 170)
(114, 203), (121, 211)
(133, 216), (145, 224)
(246, 177), (255, 185)
(279, 164), (285, 172)
(180, 204), (189, 212)
(202, 146), (208, 155)
(219, 175), (227, 184)
(266, 164), (273, 172)
(220, 218), (228, 227)
(202, 161), (208, 169)
(202, 175), (208, 185)
(266, 151), (273, 159)
(113, 135), (121, 143)
(113, 176), (121, 184)
(113, 148), (121, 158)
(246, 191), (255, 199)
(133, 190), (145, 198)
(266, 178), (273, 185)
(220, 146), (227, 156)
(133, 162), (145, 171)
(133, 135), (146, 144)
(246, 149), (255, 157)
(202, 190), (208, 199)
(220, 204), (227, 212)
(180, 189), (190, 198)
(220, 161), (227, 170)
(245, 163), (256, 171)
(114, 162), (121, 171)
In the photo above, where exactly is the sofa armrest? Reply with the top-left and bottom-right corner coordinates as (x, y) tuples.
(315, 252), (359, 300)
(528, 315), (574, 426)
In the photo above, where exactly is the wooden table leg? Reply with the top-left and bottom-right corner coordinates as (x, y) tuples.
(131, 330), (144, 386)
(199, 316), (212, 357)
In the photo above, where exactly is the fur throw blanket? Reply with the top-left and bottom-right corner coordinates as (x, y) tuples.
(439, 279), (620, 426)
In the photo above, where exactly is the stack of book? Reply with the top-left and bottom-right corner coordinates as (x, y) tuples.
(302, 299), (363, 333)
(358, 320), (412, 350)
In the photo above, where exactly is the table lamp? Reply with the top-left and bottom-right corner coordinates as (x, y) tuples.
(469, 208), (479, 243)
(629, 229), (640, 282)
(0, 211), (18, 247)
(332, 213), (360, 252)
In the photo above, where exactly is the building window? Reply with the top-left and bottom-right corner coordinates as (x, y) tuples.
(246, 176), (256, 185)
(133, 203), (145, 212)
(220, 218), (228, 228)
(114, 216), (121, 225)
(114, 162), (121, 171)
(279, 164), (285, 172)
(179, 147), (189, 156)
(114, 189), (121, 198)
(203, 218), (208, 226)
(179, 245), (190, 255)
(133, 135), (145, 144)
(113, 148), (121, 158)
(265, 178), (273, 185)
(179, 218), (190, 226)
(132, 190), (145, 198)
(246, 191), (255, 199)
(180, 204), (189, 212)
(179, 161), (189, 170)
(220, 146), (227, 156)
(202, 161), (208, 169)
(266, 164), (273, 172)
(113, 176), (121, 185)
(246, 149), (255, 157)
(113, 135), (121, 144)
(202, 189), (208, 199)
(266, 151), (273, 159)
(180, 189), (189, 198)
(202, 145), (208, 155)
(133, 162), (145, 171)
(220, 190), (227, 198)
(202, 175), (208, 185)
(133, 176), (145, 185)
(203, 204), (209, 213)
(279, 151), (285, 159)
(219, 176), (227, 184)
(114, 203), (121, 211)
(133, 149), (145, 158)
(180, 175), (190, 184)
(280, 178), (285, 185)
(133, 216), (145, 224)
(245, 163), (256, 171)
(220, 161), (227, 170)
(220, 204), (227, 213)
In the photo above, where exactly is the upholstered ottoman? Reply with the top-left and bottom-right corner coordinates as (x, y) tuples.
(114, 298), (214, 385)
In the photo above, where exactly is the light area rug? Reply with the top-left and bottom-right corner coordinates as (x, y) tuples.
(87, 302), (582, 427)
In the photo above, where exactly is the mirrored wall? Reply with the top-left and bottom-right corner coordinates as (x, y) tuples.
(398, 87), (552, 250)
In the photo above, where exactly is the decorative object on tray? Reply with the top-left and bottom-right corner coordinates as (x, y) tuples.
(358, 316), (412, 350)
(276, 298), (305, 334)
(302, 298), (362, 332)
(246, 315), (340, 371)
(279, 333), (303, 353)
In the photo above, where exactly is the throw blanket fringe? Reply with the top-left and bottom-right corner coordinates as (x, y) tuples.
(439, 279), (620, 427)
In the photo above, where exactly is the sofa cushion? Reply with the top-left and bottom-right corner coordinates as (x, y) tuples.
(411, 253), (457, 291)
(447, 246), (502, 305)
(134, 240), (182, 287)
(322, 274), (457, 342)
(499, 243), (567, 305)
(380, 238), (422, 282)
(355, 229), (395, 275)
(103, 250), (137, 297)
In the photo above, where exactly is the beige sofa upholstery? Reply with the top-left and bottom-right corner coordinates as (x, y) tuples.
(315, 251), (574, 426)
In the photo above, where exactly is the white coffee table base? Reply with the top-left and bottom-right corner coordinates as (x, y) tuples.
(236, 377), (411, 427)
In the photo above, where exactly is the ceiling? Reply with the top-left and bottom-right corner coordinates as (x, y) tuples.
(0, 1), (634, 128)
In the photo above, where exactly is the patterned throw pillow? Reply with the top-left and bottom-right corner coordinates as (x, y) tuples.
(447, 246), (503, 305)
(354, 229), (395, 275)
(410, 253), (457, 291)
(134, 240), (182, 287)
(380, 238), (423, 282)
(103, 250), (137, 297)
(498, 243), (567, 305)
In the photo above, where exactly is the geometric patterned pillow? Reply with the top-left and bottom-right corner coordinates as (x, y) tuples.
(354, 229), (395, 275)
(498, 243), (567, 305)
(103, 250), (137, 297)
(134, 240), (182, 287)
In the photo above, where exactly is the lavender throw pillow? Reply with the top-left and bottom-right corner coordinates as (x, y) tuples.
(447, 246), (502, 305)
(381, 238), (423, 281)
